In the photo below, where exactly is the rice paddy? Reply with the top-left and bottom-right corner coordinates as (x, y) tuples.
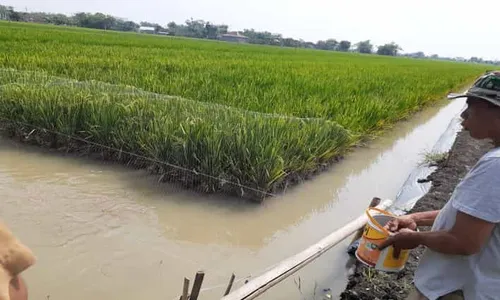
(0, 21), (488, 200)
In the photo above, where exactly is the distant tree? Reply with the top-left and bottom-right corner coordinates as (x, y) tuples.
(376, 42), (402, 56)
(140, 21), (157, 28)
(316, 39), (338, 51)
(172, 25), (190, 36)
(5, 6), (21, 21)
(325, 39), (338, 50)
(140, 21), (163, 32)
(49, 14), (72, 25)
(337, 40), (351, 52)
(205, 22), (219, 39)
(413, 51), (425, 58)
(22, 12), (44, 23)
(470, 56), (483, 64)
(8, 4), (492, 64)
(2, 5), (24, 21)
(0, 5), (12, 20)
(72, 12), (118, 30)
(73, 12), (88, 27)
(167, 22), (177, 30)
(113, 19), (139, 32)
(97, 13), (116, 30)
(74, 12), (93, 28)
(185, 18), (207, 38)
(282, 37), (303, 48)
(10, 11), (22, 21)
(303, 42), (316, 49)
(167, 22), (178, 35)
(217, 24), (228, 35)
(355, 40), (373, 54)
(316, 40), (327, 50)
(243, 29), (281, 46)
(155, 24), (165, 33)
(203, 23), (228, 39)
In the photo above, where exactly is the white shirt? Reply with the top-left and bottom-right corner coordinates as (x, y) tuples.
(414, 147), (500, 300)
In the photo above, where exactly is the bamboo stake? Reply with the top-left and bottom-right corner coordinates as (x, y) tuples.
(181, 278), (190, 300)
(223, 273), (236, 296)
(190, 271), (205, 300)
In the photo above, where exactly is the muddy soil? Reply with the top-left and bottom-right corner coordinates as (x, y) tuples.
(340, 130), (494, 300)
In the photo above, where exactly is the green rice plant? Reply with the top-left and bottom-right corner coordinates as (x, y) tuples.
(0, 69), (353, 199)
(0, 22), (489, 199)
(0, 22), (488, 135)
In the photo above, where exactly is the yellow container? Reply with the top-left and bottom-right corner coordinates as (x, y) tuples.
(355, 207), (410, 273)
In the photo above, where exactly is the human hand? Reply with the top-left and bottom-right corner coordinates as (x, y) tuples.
(0, 222), (35, 300)
(9, 277), (28, 300)
(378, 228), (421, 258)
(384, 215), (417, 233)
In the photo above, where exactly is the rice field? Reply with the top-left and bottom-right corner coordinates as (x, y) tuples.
(0, 22), (488, 200)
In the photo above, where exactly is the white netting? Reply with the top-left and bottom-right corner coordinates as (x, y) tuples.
(0, 68), (353, 200)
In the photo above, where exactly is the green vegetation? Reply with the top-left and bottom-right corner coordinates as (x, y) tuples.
(0, 69), (350, 198)
(0, 22), (488, 200)
(420, 151), (449, 166)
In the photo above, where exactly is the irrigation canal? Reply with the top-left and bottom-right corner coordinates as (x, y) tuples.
(0, 97), (465, 300)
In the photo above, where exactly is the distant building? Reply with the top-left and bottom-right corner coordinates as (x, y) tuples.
(219, 31), (249, 43)
(138, 26), (155, 34)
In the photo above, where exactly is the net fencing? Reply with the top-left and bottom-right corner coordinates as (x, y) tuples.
(0, 68), (353, 201)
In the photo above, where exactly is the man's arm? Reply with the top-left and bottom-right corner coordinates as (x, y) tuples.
(382, 158), (500, 256)
(415, 210), (495, 255)
(385, 210), (441, 232)
(409, 210), (441, 227)
(380, 210), (495, 256)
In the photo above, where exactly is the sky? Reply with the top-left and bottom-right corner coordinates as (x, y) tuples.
(3, 0), (499, 60)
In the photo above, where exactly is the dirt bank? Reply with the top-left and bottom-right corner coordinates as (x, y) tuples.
(340, 130), (494, 300)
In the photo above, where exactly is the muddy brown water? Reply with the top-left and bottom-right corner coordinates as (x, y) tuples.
(0, 98), (465, 300)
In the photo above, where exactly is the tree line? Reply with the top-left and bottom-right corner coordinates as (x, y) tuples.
(0, 5), (405, 56)
(1, 4), (498, 64)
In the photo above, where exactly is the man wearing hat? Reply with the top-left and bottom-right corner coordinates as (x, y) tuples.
(379, 71), (500, 300)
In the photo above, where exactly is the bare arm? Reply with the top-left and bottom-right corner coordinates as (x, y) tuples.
(385, 210), (441, 232)
(380, 210), (495, 256)
(381, 159), (500, 256)
(408, 210), (441, 227)
(416, 210), (495, 255)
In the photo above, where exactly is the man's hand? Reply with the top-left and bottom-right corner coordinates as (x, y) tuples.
(378, 229), (421, 258)
(384, 210), (441, 233)
(384, 215), (417, 232)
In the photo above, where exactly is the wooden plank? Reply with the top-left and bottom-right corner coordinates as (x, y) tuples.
(223, 273), (236, 296)
(221, 199), (393, 300)
(190, 271), (205, 300)
(181, 277), (190, 300)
